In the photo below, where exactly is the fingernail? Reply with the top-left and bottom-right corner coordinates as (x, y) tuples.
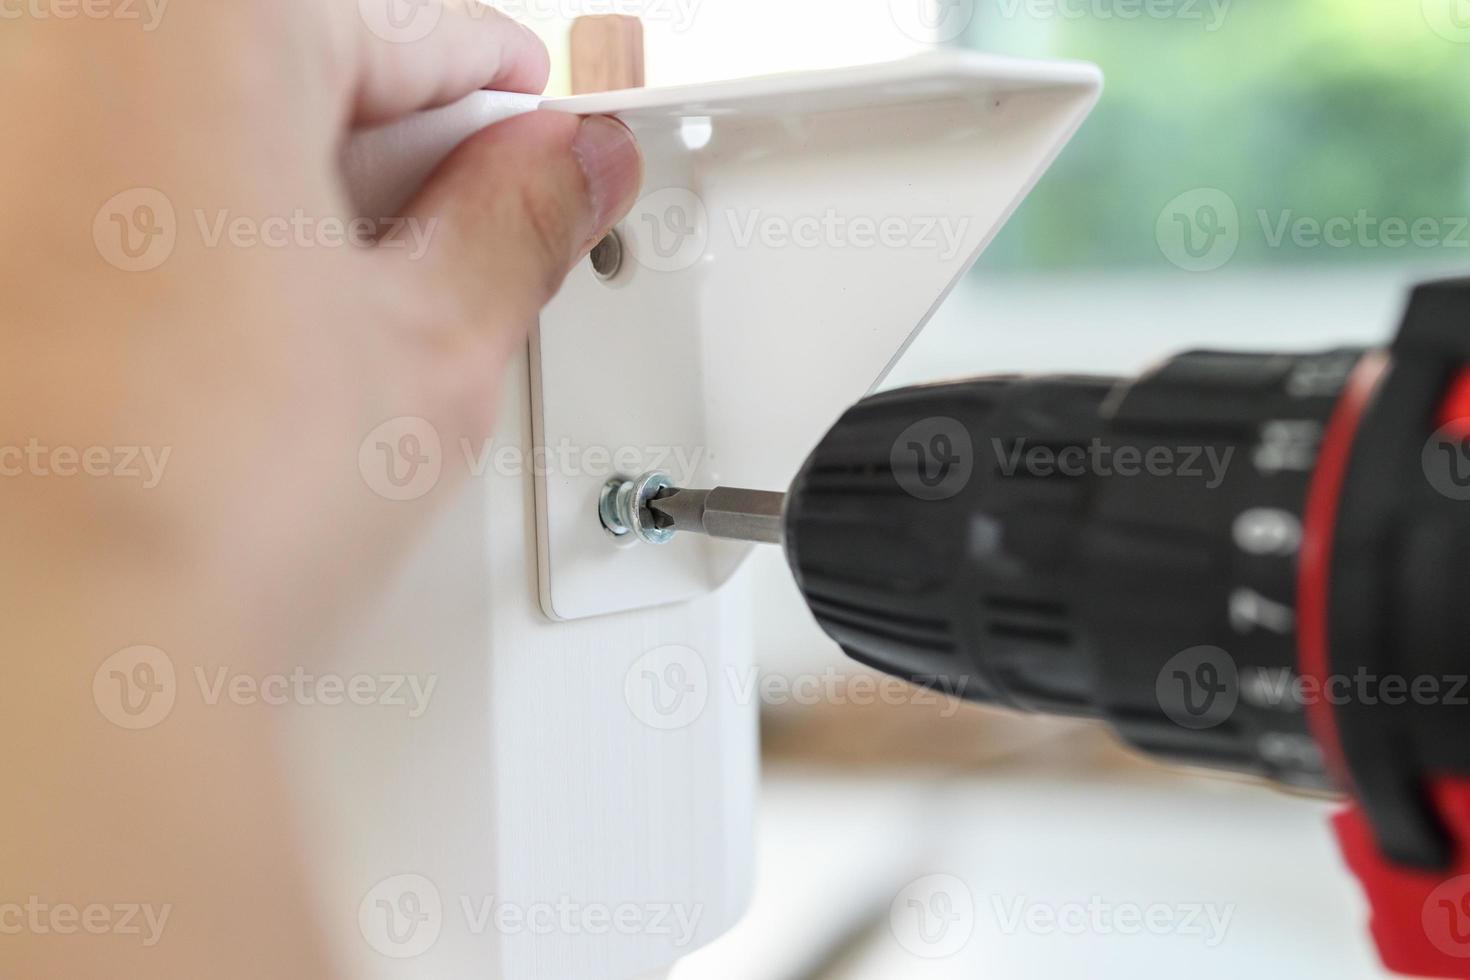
(573, 115), (642, 232)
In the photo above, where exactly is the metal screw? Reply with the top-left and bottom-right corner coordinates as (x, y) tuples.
(590, 230), (624, 282)
(599, 471), (675, 545)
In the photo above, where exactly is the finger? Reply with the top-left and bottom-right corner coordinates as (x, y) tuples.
(396, 111), (642, 333)
(349, 0), (551, 127)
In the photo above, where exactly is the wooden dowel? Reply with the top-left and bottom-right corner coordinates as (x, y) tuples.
(569, 15), (646, 95)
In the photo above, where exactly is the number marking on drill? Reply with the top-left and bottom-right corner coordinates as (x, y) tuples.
(1286, 355), (1357, 399)
(1230, 588), (1296, 635)
(1258, 733), (1323, 771)
(1233, 509), (1303, 557)
(1254, 421), (1322, 474)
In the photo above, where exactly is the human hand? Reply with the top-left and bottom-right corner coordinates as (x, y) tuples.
(1, 0), (642, 634)
(0, 3), (640, 976)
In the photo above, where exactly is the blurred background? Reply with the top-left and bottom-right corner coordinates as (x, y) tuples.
(521, 1), (1470, 976)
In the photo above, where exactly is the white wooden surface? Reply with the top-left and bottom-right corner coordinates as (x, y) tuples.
(279, 349), (758, 979)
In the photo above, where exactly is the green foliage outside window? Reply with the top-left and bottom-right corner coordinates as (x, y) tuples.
(965, 0), (1470, 269)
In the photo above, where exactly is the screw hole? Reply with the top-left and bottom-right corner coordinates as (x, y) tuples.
(590, 230), (623, 282)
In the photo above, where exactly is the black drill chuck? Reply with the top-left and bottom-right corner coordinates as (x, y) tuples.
(783, 351), (1364, 791)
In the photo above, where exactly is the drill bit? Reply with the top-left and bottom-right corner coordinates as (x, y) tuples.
(648, 486), (787, 545)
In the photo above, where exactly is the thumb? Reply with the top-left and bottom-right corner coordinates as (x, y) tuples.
(399, 111), (642, 333)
